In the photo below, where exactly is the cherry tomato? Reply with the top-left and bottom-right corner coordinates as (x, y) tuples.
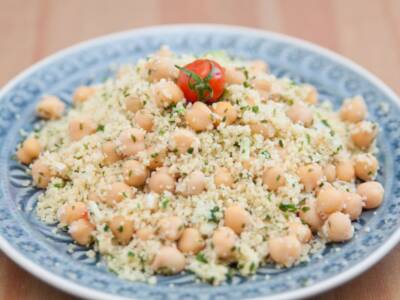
(176, 59), (225, 103)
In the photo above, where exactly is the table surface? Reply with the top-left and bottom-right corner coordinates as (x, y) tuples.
(1, 0), (400, 299)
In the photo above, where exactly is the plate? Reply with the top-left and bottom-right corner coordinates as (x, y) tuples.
(0, 25), (399, 300)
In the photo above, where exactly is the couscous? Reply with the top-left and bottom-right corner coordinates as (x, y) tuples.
(16, 47), (384, 284)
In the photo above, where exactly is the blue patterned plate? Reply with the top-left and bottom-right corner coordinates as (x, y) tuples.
(0, 25), (399, 300)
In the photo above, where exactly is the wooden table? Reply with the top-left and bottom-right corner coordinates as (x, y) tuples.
(1, 0), (399, 299)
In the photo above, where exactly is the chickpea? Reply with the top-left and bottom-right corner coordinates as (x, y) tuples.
(299, 199), (324, 232)
(123, 160), (149, 187)
(146, 57), (178, 82)
(117, 128), (145, 157)
(57, 202), (87, 226)
(17, 137), (41, 164)
(36, 96), (65, 120)
(340, 96), (367, 123)
(322, 212), (354, 242)
(102, 141), (121, 165)
(303, 84), (318, 105)
(323, 164), (336, 182)
(103, 182), (132, 205)
(68, 116), (96, 141)
(342, 192), (363, 220)
(316, 185), (344, 218)
(262, 167), (286, 191)
(351, 122), (378, 150)
(184, 171), (206, 196)
(16, 148), (31, 165)
(146, 146), (167, 170)
(212, 226), (237, 259)
(31, 159), (52, 188)
(134, 110), (154, 132)
(224, 205), (250, 235)
(151, 246), (186, 274)
(287, 102), (313, 127)
(125, 95), (143, 113)
(336, 160), (355, 182)
(154, 81), (184, 108)
(157, 216), (184, 241)
(268, 235), (302, 267)
(178, 228), (205, 254)
(288, 222), (312, 243)
(73, 86), (95, 105)
(253, 79), (271, 99)
(212, 101), (237, 125)
(354, 153), (378, 181)
(250, 60), (268, 74)
(214, 167), (234, 188)
(357, 181), (384, 209)
(250, 122), (275, 139)
(148, 170), (175, 194)
(68, 219), (95, 246)
(171, 129), (197, 155)
(136, 227), (154, 241)
(224, 67), (246, 85)
(298, 164), (323, 192)
(109, 215), (135, 245)
(185, 102), (213, 132)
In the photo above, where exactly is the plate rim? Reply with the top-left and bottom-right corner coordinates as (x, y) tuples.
(0, 23), (399, 300)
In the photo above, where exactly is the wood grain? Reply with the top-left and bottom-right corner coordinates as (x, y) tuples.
(0, 0), (399, 299)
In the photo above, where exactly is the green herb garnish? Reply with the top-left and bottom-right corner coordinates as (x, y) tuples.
(160, 197), (169, 209)
(96, 124), (105, 132)
(260, 150), (271, 159)
(279, 203), (297, 213)
(195, 253), (208, 264)
(175, 65), (214, 101)
(209, 206), (220, 223)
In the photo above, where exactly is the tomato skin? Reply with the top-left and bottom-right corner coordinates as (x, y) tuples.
(177, 59), (225, 103)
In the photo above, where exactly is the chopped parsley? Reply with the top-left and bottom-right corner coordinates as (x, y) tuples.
(306, 133), (311, 144)
(160, 197), (170, 209)
(260, 150), (271, 159)
(251, 106), (260, 113)
(209, 206), (220, 223)
(249, 262), (256, 272)
(279, 203), (297, 213)
(195, 253), (208, 264)
(321, 119), (330, 127)
(53, 181), (66, 189)
(96, 124), (105, 132)
(187, 147), (194, 154)
(243, 81), (251, 88)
